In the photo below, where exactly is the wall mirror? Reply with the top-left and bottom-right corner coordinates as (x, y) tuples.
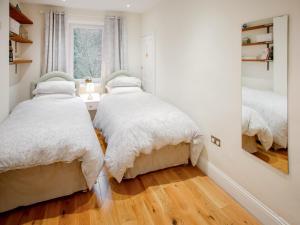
(241, 15), (288, 173)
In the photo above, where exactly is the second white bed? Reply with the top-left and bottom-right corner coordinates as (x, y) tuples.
(94, 91), (204, 182)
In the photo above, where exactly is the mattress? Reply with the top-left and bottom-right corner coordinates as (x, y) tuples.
(124, 143), (190, 179)
(0, 161), (87, 213)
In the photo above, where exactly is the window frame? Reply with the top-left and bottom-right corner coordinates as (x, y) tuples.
(69, 23), (103, 83)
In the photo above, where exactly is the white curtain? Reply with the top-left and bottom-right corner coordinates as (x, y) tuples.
(42, 11), (66, 75)
(100, 16), (128, 92)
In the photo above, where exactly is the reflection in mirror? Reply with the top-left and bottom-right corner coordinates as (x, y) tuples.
(241, 15), (288, 173)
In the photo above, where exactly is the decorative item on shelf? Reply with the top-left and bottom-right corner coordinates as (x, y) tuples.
(268, 46), (274, 60)
(242, 56), (257, 60)
(85, 77), (95, 100)
(85, 77), (92, 83)
(242, 37), (251, 45)
(19, 25), (28, 39)
(9, 18), (20, 34)
(258, 48), (270, 60)
(255, 33), (273, 42)
(9, 40), (14, 63)
(15, 4), (21, 12)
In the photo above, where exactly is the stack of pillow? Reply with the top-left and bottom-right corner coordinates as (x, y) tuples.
(106, 76), (142, 94)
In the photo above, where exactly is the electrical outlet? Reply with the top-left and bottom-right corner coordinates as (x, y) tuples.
(211, 135), (221, 147)
(211, 136), (215, 143)
(215, 138), (221, 147)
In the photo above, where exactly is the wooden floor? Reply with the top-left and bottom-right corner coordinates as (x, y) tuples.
(0, 165), (261, 225)
(253, 148), (288, 173)
(242, 135), (288, 173)
(0, 131), (261, 225)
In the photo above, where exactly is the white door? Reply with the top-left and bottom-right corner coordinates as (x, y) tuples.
(142, 34), (155, 94)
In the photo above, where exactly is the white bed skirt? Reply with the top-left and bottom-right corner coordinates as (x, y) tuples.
(124, 143), (190, 179)
(0, 161), (87, 213)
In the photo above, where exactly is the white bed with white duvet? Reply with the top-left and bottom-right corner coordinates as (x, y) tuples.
(0, 72), (103, 212)
(242, 87), (288, 153)
(93, 72), (204, 182)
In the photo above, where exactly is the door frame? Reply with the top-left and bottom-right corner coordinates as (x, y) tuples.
(141, 33), (156, 95)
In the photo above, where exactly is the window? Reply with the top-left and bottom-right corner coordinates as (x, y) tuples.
(70, 24), (103, 80)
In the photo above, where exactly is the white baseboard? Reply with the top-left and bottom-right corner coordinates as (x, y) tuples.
(197, 157), (290, 225)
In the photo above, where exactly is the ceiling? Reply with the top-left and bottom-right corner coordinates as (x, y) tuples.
(20, 0), (163, 13)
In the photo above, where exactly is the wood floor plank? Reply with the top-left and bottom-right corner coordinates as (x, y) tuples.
(0, 208), (23, 225)
(222, 204), (260, 225)
(41, 199), (61, 225)
(139, 175), (171, 225)
(253, 149), (288, 173)
(57, 196), (78, 225)
(172, 168), (236, 225)
(175, 167), (252, 225)
(166, 169), (220, 225)
(75, 192), (94, 225)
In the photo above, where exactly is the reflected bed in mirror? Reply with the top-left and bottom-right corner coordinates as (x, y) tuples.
(241, 15), (288, 173)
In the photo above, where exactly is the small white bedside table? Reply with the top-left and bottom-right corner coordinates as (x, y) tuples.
(80, 93), (100, 119)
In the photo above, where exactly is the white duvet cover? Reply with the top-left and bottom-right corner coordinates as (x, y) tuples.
(242, 105), (273, 150)
(242, 87), (288, 148)
(0, 94), (103, 189)
(93, 92), (204, 182)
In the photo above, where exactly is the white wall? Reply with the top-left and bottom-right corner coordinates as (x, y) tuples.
(141, 0), (300, 224)
(0, 0), (10, 122)
(9, 3), (142, 110)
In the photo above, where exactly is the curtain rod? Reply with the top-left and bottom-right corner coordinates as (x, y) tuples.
(39, 10), (65, 15)
(39, 11), (122, 18)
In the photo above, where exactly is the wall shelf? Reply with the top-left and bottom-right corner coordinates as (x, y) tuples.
(10, 32), (33, 43)
(242, 23), (273, 32)
(9, 4), (33, 73)
(242, 22), (273, 71)
(242, 59), (273, 62)
(9, 3), (33, 24)
(10, 59), (32, 65)
(242, 41), (273, 46)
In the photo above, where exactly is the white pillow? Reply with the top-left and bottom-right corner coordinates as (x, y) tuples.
(106, 70), (131, 82)
(106, 86), (143, 94)
(33, 81), (75, 96)
(106, 76), (142, 88)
